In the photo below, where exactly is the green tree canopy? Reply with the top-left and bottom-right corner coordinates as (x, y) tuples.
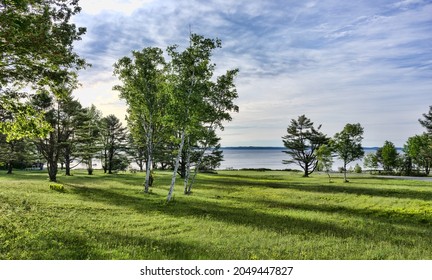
(113, 47), (168, 193)
(377, 140), (399, 172)
(0, 0), (87, 87)
(0, 0), (87, 141)
(404, 134), (432, 175)
(165, 33), (238, 201)
(332, 123), (364, 182)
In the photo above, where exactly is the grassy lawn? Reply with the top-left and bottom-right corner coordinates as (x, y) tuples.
(1, 169), (431, 260)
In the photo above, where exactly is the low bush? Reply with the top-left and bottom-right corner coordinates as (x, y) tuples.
(49, 183), (64, 192)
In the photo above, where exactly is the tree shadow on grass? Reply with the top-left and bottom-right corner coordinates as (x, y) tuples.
(202, 174), (432, 201)
(8, 230), (104, 260)
(66, 182), (429, 250)
(92, 231), (222, 260)
(250, 197), (432, 228)
(68, 183), (353, 236)
(63, 173), (147, 188)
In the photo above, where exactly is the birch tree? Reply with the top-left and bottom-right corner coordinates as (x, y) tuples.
(166, 33), (240, 202)
(114, 47), (168, 193)
(184, 69), (239, 194)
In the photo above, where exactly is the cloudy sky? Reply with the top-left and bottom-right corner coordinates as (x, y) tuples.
(72, 0), (432, 147)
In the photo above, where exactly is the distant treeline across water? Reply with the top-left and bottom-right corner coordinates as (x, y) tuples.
(219, 147), (401, 171)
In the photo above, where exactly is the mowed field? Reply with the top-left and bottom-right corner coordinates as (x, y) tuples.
(1, 170), (431, 260)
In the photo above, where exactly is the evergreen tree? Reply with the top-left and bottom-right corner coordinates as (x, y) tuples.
(75, 105), (102, 175)
(100, 115), (127, 174)
(31, 86), (81, 182)
(282, 115), (329, 177)
(419, 105), (432, 134)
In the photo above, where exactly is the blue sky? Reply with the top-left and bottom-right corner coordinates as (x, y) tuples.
(72, 0), (432, 147)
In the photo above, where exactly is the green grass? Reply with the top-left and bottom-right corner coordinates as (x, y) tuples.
(1, 169), (431, 260)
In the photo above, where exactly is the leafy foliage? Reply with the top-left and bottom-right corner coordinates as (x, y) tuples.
(404, 134), (432, 175)
(0, 0), (87, 87)
(332, 123), (364, 182)
(114, 47), (168, 192)
(0, 0), (87, 141)
(165, 34), (238, 200)
(377, 141), (399, 172)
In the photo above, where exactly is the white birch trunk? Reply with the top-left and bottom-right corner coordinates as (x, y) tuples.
(144, 150), (152, 193)
(186, 126), (214, 194)
(167, 130), (186, 202)
(186, 146), (207, 194)
(183, 138), (192, 194)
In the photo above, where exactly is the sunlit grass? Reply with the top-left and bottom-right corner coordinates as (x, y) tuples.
(1, 169), (431, 259)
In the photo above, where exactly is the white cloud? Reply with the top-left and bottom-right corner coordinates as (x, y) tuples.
(79, 0), (154, 15)
(72, 0), (432, 147)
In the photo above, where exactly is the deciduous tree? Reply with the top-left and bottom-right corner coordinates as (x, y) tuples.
(332, 123), (364, 182)
(0, 0), (87, 140)
(114, 47), (168, 192)
(404, 134), (432, 175)
(377, 141), (399, 172)
(166, 34), (238, 201)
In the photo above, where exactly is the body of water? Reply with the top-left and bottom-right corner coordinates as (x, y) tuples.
(218, 147), (380, 171)
(71, 147), (392, 172)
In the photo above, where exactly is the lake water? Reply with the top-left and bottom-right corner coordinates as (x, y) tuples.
(71, 147), (382, 171)
(218, 147), (378, 171)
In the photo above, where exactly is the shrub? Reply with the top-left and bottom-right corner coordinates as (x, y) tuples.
(49, 183), (64, 192)
(354, 164), (362, 173)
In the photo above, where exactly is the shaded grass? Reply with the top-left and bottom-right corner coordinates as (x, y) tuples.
(1, 170), (431, 260)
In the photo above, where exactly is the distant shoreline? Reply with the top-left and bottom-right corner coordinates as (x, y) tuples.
(221, 146), (402, 150)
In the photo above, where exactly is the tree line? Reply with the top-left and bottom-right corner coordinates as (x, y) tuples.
(282, 107), (432, 181)
(0, 1), (239, 202)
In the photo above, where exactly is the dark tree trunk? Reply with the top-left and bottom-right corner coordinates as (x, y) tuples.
(87, 158), (93, 175)
(108, 147), (114, 174)
(65, 151), (71, 176)
(303, 164), (309, 177)
(47, 160), (58, 182)
(343, 162), (348, 182)
(6, 161), (13, 174)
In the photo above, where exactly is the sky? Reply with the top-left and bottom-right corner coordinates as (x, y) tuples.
(72, 0), (432, 147)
